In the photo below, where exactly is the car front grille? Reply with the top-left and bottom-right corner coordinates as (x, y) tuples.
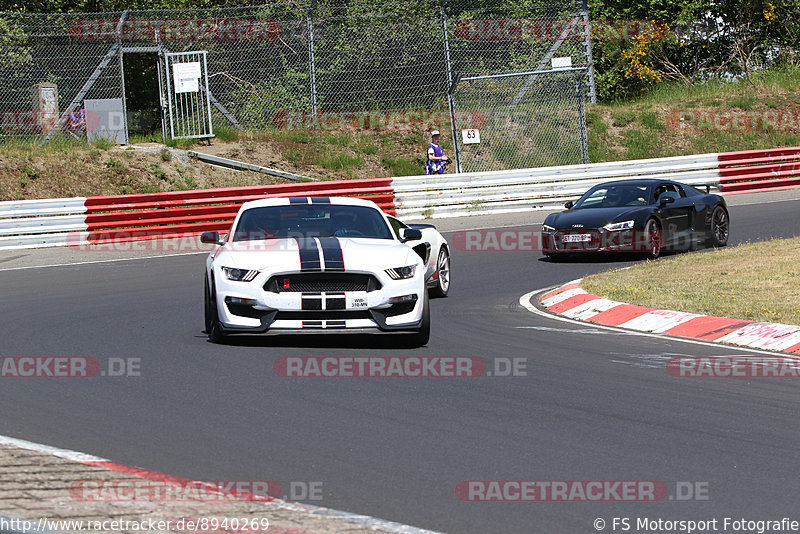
(275, 310), (373, 320)
(265, 273), (381, 293)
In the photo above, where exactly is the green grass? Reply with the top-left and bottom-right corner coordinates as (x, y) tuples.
(356, 141), (379, 155)
(622, 129), (661, 159)
(382, 156), (424, 176)
(623, 66), (800, 108)
(638, 111), (666, 130)
(272, 130), (312, 144)
(324, 133), (351, 147)
(582, 237), (800, 325)
(150, 163), (168, 181)
(105, 158), (125, 172)
(90, 136), (115, 150)
(729, 96), (755, 111)
(214, 126), (240, 142)
(315, 153), (363, 171)
(611, 111), (637, 127)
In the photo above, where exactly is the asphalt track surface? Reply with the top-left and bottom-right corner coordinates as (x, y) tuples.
(2, 199), (800, 533)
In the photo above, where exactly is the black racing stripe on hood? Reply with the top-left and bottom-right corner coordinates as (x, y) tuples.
(289, 197), (310, 204)
(318, 237), (345, 271)
(295, 237), (321, 271)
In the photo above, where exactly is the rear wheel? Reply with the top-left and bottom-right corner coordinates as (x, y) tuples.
(707, 206), (729, 248)
(429, 246), (450, 298)
(644, 219), (663, 260)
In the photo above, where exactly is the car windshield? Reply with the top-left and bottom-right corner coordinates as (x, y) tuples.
(231, 204), (394, 241)
(573, 185), (650, 209)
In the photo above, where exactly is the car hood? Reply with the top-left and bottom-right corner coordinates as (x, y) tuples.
(545, 207), (646, 230)
(212, 237), (417, 272)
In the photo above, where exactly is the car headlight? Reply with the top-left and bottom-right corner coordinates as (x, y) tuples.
(542, 224), (555, 231)
(602, 220), (635, 231)
(385, 265), (417, 280)
(222, 267), (260, 282)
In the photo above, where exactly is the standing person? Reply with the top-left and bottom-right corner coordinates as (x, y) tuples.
(426, 130), (449, 175)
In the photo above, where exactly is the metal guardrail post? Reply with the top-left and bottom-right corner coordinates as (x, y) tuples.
(308, 0), (318, 117)
(576, 74), (589, 164)
(581, 0), (597, 104)
(441, 3), (461, 174)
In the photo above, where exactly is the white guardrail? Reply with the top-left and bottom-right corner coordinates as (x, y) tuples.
(392, 153), (721, 219)
(0, 197), (87, 250)
(0, 152), (724, 251)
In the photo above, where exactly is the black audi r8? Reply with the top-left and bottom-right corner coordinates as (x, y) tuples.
(541, 179), (729, 260)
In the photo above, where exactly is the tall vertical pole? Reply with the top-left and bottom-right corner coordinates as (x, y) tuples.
(118, 48), (129, 145)
(307, 0), (318, 117)
(581, 0), (597, 104)
(576, 75), (589, 164)
(441, 2), (461, 173)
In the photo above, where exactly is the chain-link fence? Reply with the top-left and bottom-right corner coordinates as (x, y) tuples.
(0, 0), (594, 170)
(453, 68), (589, 173)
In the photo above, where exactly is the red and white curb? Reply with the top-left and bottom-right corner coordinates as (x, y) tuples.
(523, 279), (800, 355)
(0, 434), (441, 534)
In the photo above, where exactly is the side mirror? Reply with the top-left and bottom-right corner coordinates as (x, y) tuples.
(659, 196), (675, 207)
(564, 200), (574, 209)
(200, 231), (222, 245)
(401, 228), (422, 242)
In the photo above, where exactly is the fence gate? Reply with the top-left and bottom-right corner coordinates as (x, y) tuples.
(451, 68), (589, 173)
(160, 51), (214, 140)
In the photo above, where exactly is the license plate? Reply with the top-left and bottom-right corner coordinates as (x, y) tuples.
(347, 295), (369, 309)
(562, 234), (591, 243)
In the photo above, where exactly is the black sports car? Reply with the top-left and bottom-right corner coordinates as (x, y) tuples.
(541, 179), (729, 260)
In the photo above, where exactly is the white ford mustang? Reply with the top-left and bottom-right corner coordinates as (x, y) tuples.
(202, 196), (450, 346)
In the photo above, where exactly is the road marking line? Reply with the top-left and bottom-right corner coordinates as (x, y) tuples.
(0, 433), (442, 534)
(0, 251), (205, 272)
(519, 287), (800, 357)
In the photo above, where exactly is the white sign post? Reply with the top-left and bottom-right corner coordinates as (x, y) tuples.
(173, 62), (202, 93)
(462, 129), (480, 145)
(551, 56), (572, 70)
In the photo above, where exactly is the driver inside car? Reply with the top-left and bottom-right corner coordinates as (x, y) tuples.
(332, 211), (357, 237)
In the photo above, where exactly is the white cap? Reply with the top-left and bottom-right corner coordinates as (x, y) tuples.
(431, 130), (440, 136)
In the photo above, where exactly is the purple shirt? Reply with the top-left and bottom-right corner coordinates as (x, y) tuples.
(426, 143), (446, 174)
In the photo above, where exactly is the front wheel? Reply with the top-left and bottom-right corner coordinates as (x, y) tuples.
(205, 275), (227, 344)
(428, 246), (450, 298)
(706, 206), (729, 248)
(402, 294), (430, 347)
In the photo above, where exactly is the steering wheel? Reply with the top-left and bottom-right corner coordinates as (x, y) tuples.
(337, 229), (367, 237)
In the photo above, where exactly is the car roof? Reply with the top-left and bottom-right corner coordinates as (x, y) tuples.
(592, 179), (679, 188)
(239, 196), (380, 210)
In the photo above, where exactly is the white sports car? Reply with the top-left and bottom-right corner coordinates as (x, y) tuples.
(202, 196), (450, 346)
